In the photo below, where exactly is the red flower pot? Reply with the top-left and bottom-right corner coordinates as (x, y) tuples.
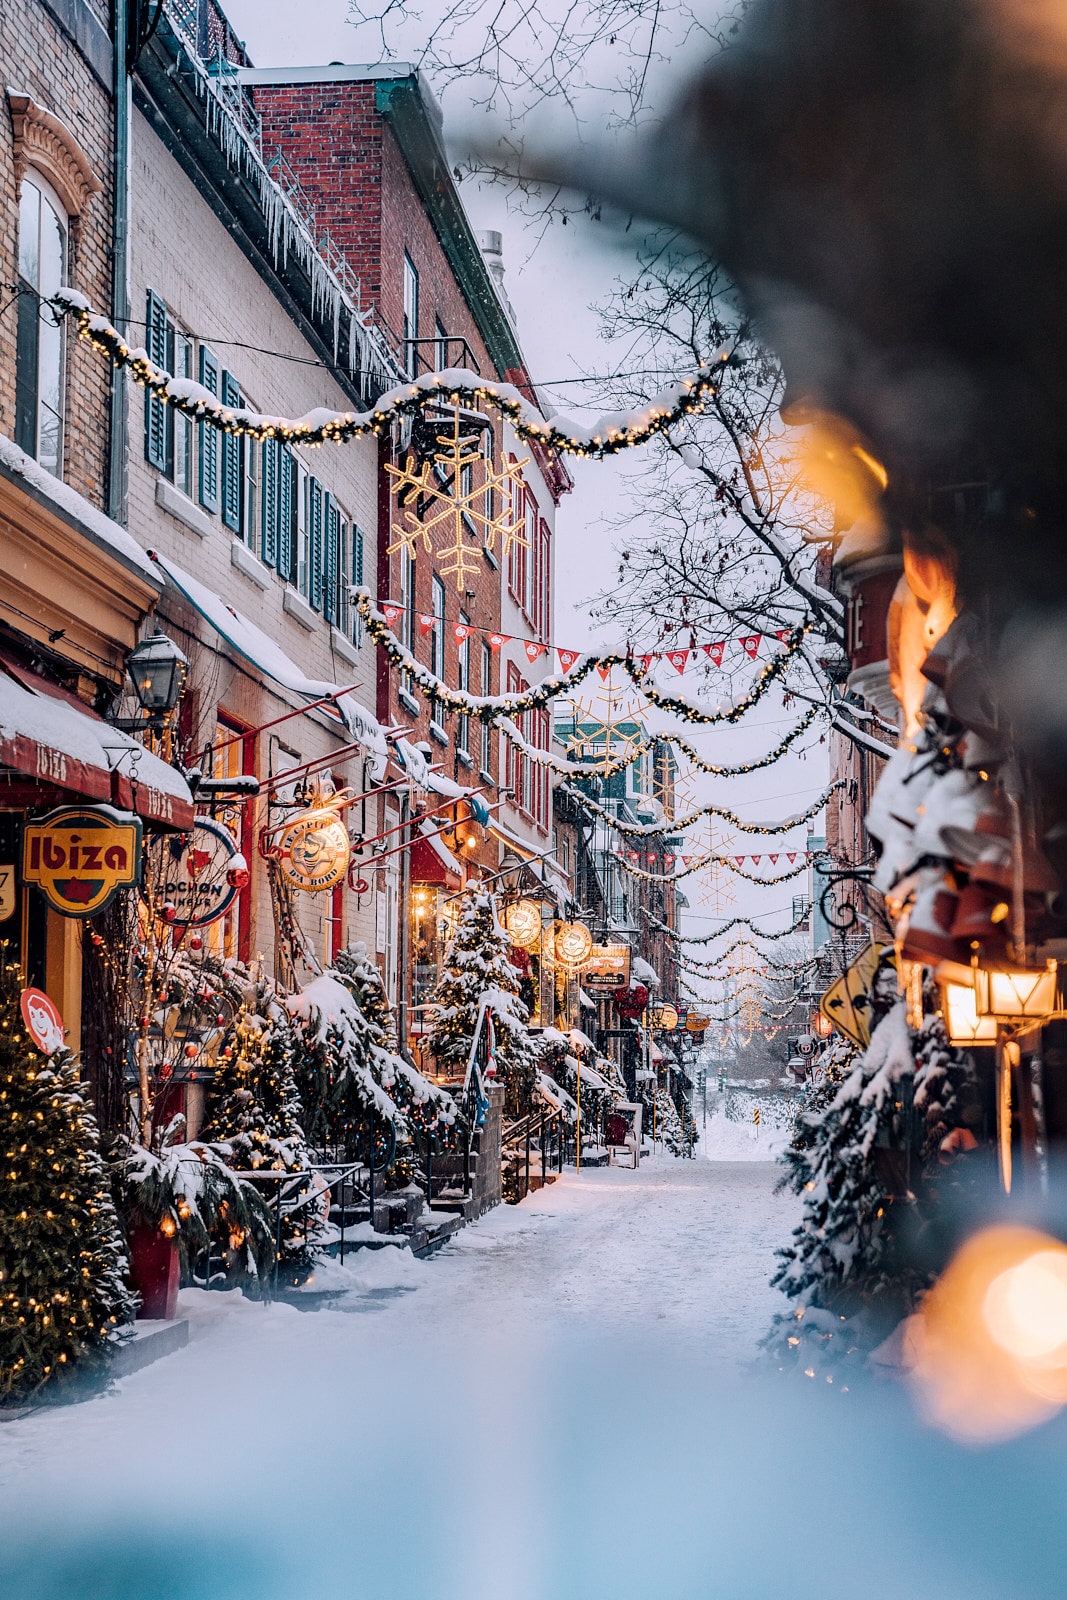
(129, 1224), (180, 1320)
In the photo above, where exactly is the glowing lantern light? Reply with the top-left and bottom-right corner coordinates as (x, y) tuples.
(939, 980), (998, 1047)
(554, 919), (593, 970)
(651, 1003), (679, 1031)
(974, 963), (1060, 1022)
(503, 898), (543, 951)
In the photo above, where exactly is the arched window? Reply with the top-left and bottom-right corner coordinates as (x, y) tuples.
(15, 173), (67, 477)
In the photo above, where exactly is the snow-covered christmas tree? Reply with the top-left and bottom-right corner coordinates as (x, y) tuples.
(427, 891), (538, 1115)
(0, 954), (134, 1400)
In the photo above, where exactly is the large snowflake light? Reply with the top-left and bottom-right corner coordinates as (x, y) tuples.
(386, 408), (530, 589)
(563, 678), (650, 774)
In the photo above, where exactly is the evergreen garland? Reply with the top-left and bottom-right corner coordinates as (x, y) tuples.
(0, 956), (134, 1402)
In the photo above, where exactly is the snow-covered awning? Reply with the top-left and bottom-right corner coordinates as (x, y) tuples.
(149, 551), (387, 777)
(0, 652), (193, 828)
(409, 819), (464, 889)
(631, 956), (661, 990)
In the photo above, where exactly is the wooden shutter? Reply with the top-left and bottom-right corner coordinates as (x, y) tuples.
(261, 439), (278, 566)
(308, 477), (323, 610)
(278, 448), (295, 581)
(324, 494), (340, 625)
(198, 345), (220, 512)
(353, 523), (365, 588)
(145, 290), (168, 470)
(220, 371), (242, 532)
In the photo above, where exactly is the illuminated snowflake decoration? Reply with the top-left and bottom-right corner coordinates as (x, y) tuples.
(386, 407), (530, 589)
(688, 820), (738, 914)
(563, 679), (650, 774)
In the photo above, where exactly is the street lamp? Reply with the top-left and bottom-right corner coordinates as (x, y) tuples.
(126, 629), (188, 720)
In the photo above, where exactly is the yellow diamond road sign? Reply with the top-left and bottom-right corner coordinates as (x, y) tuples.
(818, 941), (893, 1049)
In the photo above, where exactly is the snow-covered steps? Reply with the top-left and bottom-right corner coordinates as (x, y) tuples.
(110, 1318), (190, 1379)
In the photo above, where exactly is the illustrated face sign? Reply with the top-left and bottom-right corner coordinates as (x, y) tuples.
(277, 809), (351, 893)
(143, 817), (242, 927)
(20, 987), (64, 1054)
(22, 805), (142, 917)
(582, 943), (632, 997)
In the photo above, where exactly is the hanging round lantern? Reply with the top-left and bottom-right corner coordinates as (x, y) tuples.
(553, 918), (593, 970)
(276, 807), (351, 892)
(503, 898), (543, 951)
(614, 983), (649, 1021)
(651, 1003), (679, 1031)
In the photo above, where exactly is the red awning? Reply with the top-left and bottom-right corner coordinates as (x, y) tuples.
(0, 653), (194, 829)
(409, 823), (463, 889)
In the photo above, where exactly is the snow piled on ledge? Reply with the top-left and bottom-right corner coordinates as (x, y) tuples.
(0, 432), (157, 581)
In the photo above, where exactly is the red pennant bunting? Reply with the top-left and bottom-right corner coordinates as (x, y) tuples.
(638, 653), (657, 675)
(557, 648), (580, 673)
(768, 854), (779, 865)
(382, 604), (402, 626)
(702, 641), (724, 667)
(681, 855), (693, 868)
(453, 623), (474, 643)
(596, 663), (612, 682)
(663, 854), (676, 869)
(488, 633), (509, 652)
(740, 634), (762, 659)
(524, 640), (547, 663)
(666, 649), (690, 674)
(628, 851), (640, 864)
(786, 852), (797, 864)
(418, 613), (436, 635)
(775, 628), (791, 642)
(751, 855), (761, 866)
(733, 856), (746, 867)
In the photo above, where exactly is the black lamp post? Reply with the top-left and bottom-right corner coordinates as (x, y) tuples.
(126, 629), (188, 723)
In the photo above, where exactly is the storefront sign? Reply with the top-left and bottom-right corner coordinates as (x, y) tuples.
(651, 1003), (679, 1031)
(819, 941), (894, 1048)
(22, 805), (142, 917)
(0, 864), (15, 922)
(582, 943), (632, 997)
(143, 816), (241, 928)
(20, 987), (64, 1054)
(686, 1013), (711, 1033)
(277, 807), (351, 893)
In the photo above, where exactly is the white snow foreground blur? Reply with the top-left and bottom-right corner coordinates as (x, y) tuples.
(4, 1159), (1067, 1599)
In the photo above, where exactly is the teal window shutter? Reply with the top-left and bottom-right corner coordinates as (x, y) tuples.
(308, 477), (324, 610)
(261, 439), (278, 566)
(198, 346), (220, 512)
(278, 448), (294, 581)
(324, 495), (339, 624)
(353, 523), (365, 588)
(145, 290), (168, 470)
(220, 371), (242, 532)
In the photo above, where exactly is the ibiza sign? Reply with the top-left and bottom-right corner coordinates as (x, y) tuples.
(22, 805), (142, 917)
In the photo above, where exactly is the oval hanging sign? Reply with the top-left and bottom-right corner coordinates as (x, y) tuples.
(22, 805), (142, 918)
(277, 808), (351, 892)
(143, 816), (242, 927)
(20, 987), (65, 1054)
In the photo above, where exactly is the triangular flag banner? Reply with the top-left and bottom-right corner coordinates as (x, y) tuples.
(596, 663), (612, 682)
(740, 634), (762, 659)
(751, 855), (761, 865)
(734, 856), (746, 867)
(775, 629), (791, 642)
(768, 854), (779, 865)
(418, 613), (436, 635)
(557, 648), (580, 673)
(488, 633), (509, 652)
(638, 653), (656, 675)
(524, 641), (547, 663)
(382, 604), (402, 626)
(681, 855), (693, 868)
(454, 623), (474, 643)
(629, 851), (640, 864)
(663, 854), (676, 868)
(702, 641), (725, 667)
(786, 852), (797, 864)
(666, 649), (690, 674)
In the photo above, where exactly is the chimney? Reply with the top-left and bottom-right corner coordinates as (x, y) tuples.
(479, 229), (516, 326)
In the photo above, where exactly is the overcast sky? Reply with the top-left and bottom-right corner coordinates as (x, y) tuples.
(222, 0), (831, 989)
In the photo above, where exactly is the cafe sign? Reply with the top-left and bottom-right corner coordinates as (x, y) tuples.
(143, 816), (242, 928)
(22, 805), (142, 917)
(276, 806), (351, 893)
(582, 943), (632, 998)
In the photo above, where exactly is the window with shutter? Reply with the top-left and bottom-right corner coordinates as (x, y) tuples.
(198, 346), (220, 512)
(277, 448), (294, 581)
(261, 439), (278, 566)
(221, 371), (242, 532)
(308, 477), (324, 610)
(145, 290), (169, 471)
(324, 493), (339, 624)
(353, 524), (365, 588)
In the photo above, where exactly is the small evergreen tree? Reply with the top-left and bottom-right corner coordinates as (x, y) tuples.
(0, 955), (134, 1401)
(428, 891), (537, 1116)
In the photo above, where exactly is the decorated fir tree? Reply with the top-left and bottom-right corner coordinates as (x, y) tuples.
(428, 891), (538, 1115)
(0, 956), (134, 1401)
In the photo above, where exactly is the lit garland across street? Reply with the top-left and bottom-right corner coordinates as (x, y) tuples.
(643, 905), (816, 943)
(53, 288), (724, 460)
(617, 851), (810, 886)
(357, 592), (810, 728)
(669, 705), (823, 775)
(558, 779), (845, 840)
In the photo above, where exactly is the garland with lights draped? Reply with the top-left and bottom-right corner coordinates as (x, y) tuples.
(642, 906), (815, 944)
(0, 955), (134, 1402)
(54, 288), (723, 459)
(618, 850), (810, 886)
(558, 779), (843, 841)
(356, 592), (810, 726)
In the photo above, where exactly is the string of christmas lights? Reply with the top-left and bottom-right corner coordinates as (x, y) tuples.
(668, 705), (823, 774)
(643, 905), (815, 943)
(54, 289), (724, 460)
(559, 779), (844, 841)
(358, 593), (810, 728)
(617, 850), (811, 886)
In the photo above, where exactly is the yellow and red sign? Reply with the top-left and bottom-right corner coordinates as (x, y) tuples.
(20, 987), (64, 1054)
(22, 805), (142, 917)
(277, 807), (351, 892)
